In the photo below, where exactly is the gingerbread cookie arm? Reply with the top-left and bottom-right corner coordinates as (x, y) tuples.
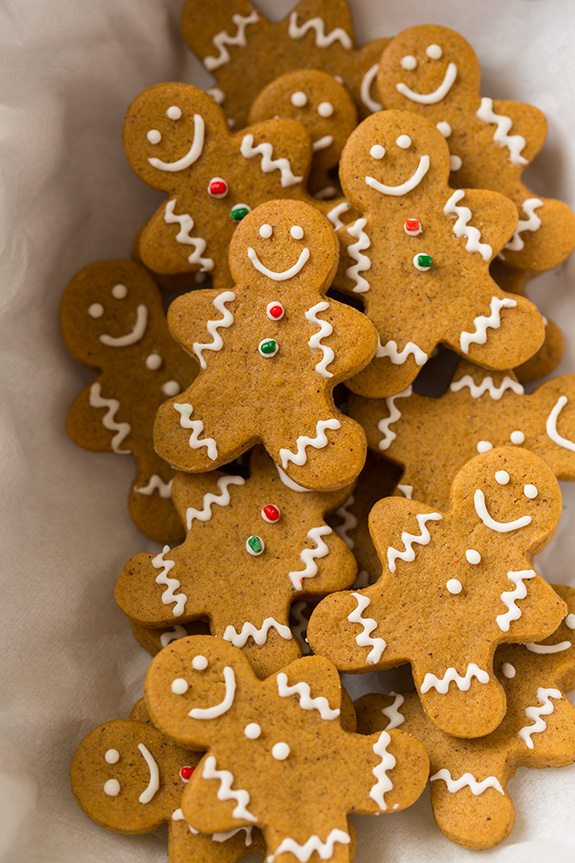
(180, 0), (259, 70)
(485, 100), (547, 165)
(287, 522), (358, 596)
(66, 383), (133, 454)
(168, 289), (238, 365)
(130, 454), (181, 544)
(179, 756), (259, 836)
(442, 187), (518, 257)
(513, 680), (575, 769)
(231, 119), (312, 193)
(305, 301), (377, 380)
(138, 201), (216, 277)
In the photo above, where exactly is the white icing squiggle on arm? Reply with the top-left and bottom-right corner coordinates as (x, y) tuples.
(134, 475), (173, 498)
(496, 570), (536, 631)
(287, 13), (352, 48)
(202, 755), (257, 822)
(174, 403), (218, 461)
(193, 292), (235, 368)
(240, 134), (302, 187)
(443, 190), (492, 260)
(347, 592), (386, 663)
(504, 198), (544, 252)
(89, 383), (131, 454)
(186, 475), (245, 529)
(476, 97), (528, 165)
(376, 338), (427, 366)
(279, 419), (341, 468)
(288, 526), (332, 590)
(276, 672), (340, 719)
(203, 11), (259, 70)
(378, 386), (412, 451)
(460, 297), (517, 353)
(474, 489), (531, 533)
(152, 545), (187, 617)
(164, 200), (214, 271)
(387, 512), (442, 573)
(380, 692), (405, 729)
(305, 301), (334, 378)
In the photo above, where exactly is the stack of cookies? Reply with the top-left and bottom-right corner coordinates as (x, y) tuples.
(65, 2), (575, 858)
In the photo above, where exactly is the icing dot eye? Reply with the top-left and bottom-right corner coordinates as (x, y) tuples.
(266, 302), (284, 320)
(510, 430), (525, 445)
(171, 678), (189, 695)
(192, 655), (208, 670)
(426, 44), (443, 59)
(146, 353), (162, 370)
(370, 144), (385, 159)
(317, 101), (334, 118)
(259, 224), (273, 239)
(166, 105), (182, 120)
(524, 484), (538, 499)
(244, 723), (261, 739)
(103, 779), (121, 797)
(436, 121), (452, 138)
(290, 225), (304, 240)
(180, 765), (195, 782)
(465, 549), (481, 565)
(208, 177), (229, 199)
(495, 470), (510, 485)
(477, 441), (493, 454)
(271, 742), (290, 761)
(291, 91), (308, 107)
(400, 55), (417, 70)
(450, 155), (463, 171)
(246, 535), (265, 556)
(446, 578), (462, 595)
(112, 284), (127, 300)
(565, 613), (575, 630)
(162, 381), (180, 397)
(501, 662), (516, 679)
(396, 134), (411, 149)
(104, 749), (120, 765)
(146, 129), (162, 145)
(88, 303), (104, 319)
(261, 504), (281, 523)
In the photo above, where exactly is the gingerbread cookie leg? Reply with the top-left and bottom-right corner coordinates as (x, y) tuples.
(130, 453), (181, 544)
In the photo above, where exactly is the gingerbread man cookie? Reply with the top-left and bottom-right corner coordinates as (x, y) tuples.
(335, 109), (545, 398)
(377, 25), (575, 272)
(349, 359), (575, 509)
(145, 635), (429, 863)
(116, 448), (357, 678)
(153, 200), (378, 491)
(181, 0), (389, 127)
(250, 69), (357, 201)
(356, 585), (575, 850)
(60, 260), (197, 542)
(308, 447), (567, 738)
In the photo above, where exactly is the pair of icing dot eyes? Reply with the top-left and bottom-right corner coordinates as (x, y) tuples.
(478, 431), (526, 452)
(369, 135), (412, 159)
(259, 224), (304, 241)
(494, 469), (538, 499)
(88, 283), (127, 319)
(146, 105), (183, 144)
(290, 92), (334, 118)
(400, 43), (443, 70)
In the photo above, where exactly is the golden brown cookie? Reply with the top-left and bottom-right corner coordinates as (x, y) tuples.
(153, 200), (378, 491)
(60, 259), (197, 542)
(145, 635), (429, 862)
(377, 25), (575, 272)
(349, 359), (575, 510)
(355, 585), (575, 850)
(334, 108), (545, 397)
(308, 447), (567, 738)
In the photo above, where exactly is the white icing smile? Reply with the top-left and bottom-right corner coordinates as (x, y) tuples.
(137, 743), (160, 804)
(188, 666), (236, 719)
(312, 135), (334, 151)
(148, 114), (205, 172)
(247, 246), (310, 281)
(365, 154), (430, 196)
(474, 489), (532, 533)
(99, 305), (148, 347)
(397, 62), (458, 104)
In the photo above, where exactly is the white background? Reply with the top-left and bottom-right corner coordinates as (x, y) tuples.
(1, 0), (574, 861)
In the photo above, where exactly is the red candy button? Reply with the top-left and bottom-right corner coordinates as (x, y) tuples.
(261, 504), (281, 523)
(180, 766), (195, 782)
(404, 218), (422, 236)
(266, 301), (285, 321)
(208, 177), (229, 199)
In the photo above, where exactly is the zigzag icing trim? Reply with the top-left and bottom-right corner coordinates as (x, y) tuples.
(387, 512), (442, 573)
(443, 189), (493, 260)
(193, 291), (236, 368)
(347, 592), (386, 663)
(186, 475), (245, 529)
(345, 218), (371, 293)
(152, 545), (187, 617)
(164, 199), (214, 271)
(376, 338), (427, 366)
(496, 570), (536, 632)
(378, 386), (412, 451)
(305, 301), (334, 378)
(518, 687), (562, 749)
(420, 663), (490, 694)
(325, 201), (350, 230)
(476, 97), (528, 165)
(266, 829), (351, 863)
(369, 730), (396, 810)
(287, 13), (352, 49)
(504, 197), (544, 252)
(279, 419), (341, 468)
(202, 756), (257, 822)
(134, 475), (173, 498)
(334, 495), (356, 549)
(288, 526), (332, 590)
(223, 617), (293, 648)
(240, 134), (302, 187)
(276, 671), (340, 720)
(88, 383), (131, 454)
(174, 403), (218, 461)
(380, 692), (405, 729)
(460, 296), (517, 353)
(203, 10), (260, 70)
(450, 373), (524, 400)
(430, 768), (504, 796)
(159, 625), (187, 648)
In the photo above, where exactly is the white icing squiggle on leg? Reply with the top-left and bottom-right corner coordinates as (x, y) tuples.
(369, 730), (396, 810)
(378, 387), (412, 451)
(504, 198), (544, 252)
(203, 11), (260, 70)
(420, 664), (490, 694)
(174, 403), (218, 461)
(266, 830), (351, 863)
(376, 338), (427, 366)
(518, 687), (562, 749)
(223, 617), (292, 647)
(287, 13), (352, 49)
(387, 512), (442, 573)
(449, 374), (524, 400)
(430, 769), (504, 796)
(347, 592), (386, 663)
(380, 692), (405, 729)
(152, 546), (187, 617)
(345, 218), (371, 293)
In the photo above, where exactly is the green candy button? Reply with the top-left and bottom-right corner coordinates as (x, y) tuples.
(415, 253), (433, 270)
(230, 203), (251, 221)
(246, 535), (265, 556)
(258, 338), (278, 357)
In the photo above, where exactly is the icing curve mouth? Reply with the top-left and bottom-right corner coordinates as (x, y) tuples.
(247, 246), (310, 280)
(147, 113), (205, 172)
(396, 62), (458, 105)
(365, 154), (430, 197)
(188, 665), (236, 719)
(99, 305), (148, 347)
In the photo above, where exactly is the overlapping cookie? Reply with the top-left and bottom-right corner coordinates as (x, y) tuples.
(181, 0), (389, 126)
(377, 24), (575, 272)
(60, 260), (197, 542)
(349, 359), (575, 509)
(153, 200), (378, 491)
(308, 447), (567, 738)
(335, 108), (545, 397)
(356, 585), (575, 850)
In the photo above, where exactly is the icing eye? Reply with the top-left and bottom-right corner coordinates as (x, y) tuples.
(261, 504), (281, 523)
(446, 578), (462, 595)
(426, 44), (443, 59)
(171, 678), (189, 695)
(477, 440), (493, 453)
(524, 484), (538, 499)
(112, 284), (127, 300)
(146, 129), (162, 145)
(370, 144), (385, 159)
(103, 779), (121, 797)
(396, 135), (412, 149)
(104, 749), (120, 765)
(436, 121), (452, 138)
(88, 303), (104, 319)
(162, 381), (180, 396)
(246, 535), (265, 555)
(271, 742), (290, 761)
(146, 353), (162, 370)
(400, 55), (417, 70)
(291, 91), (308, 107)
(259, 224), (273, 239)
(208, 177), (229, 199)
(501, 662), (516, 679)
(290, 225), (304, 240)
(317, 101), (334, 118)
(450, 155), (463, 171)
(166, 105), (182, 120)
(244, 723), (261, 739)
(465, 549), (481, 565)
(495, 470), (510, 485)
(192, 655), (208, 670)
(566, 613), (575, 630)
(510, 430), (525, 444)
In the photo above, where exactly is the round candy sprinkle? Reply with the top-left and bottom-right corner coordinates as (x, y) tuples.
(230, 203), (251, 221)
(258, 338), (278, 357)
(261, 504), (281, 523)
(266, 302), (284, 321)
(208, 177), (229, 199)
(246, 535), (265, 556)
(404, 218), (422, 236)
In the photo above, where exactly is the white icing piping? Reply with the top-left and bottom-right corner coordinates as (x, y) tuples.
(213, 826), (253, 845)
(378, 386), (412, 451)
(279, 419), (341, 469)
(267, 830), (351, 863)
(288, 525), (332, 590)
(325, 201), (350, 230)
(460, 297), (517, 353)
(345, 217), (371, 293)
(100, 305), (148, 347)
(504, 198), (544, 252)
(397, 63), (458, 104)
(312, 135), (333, 152)
(152, 546), (187, 617)
(369, 730), (396, 810)
(137, 743), (160, 804)
(476, 97), (528, 165)
(148, 114), (205, 172)
(387, 512), (443, 573)
(546, 395), (575, 452)
(397, 484), (413, 499)
(474, 489), (531, 533)
(276, 671), (340, 720)
(380, 692), (405, 729)
(287, 13), (352, 49)
(202, 755), (257, 822)
(275, 465), (313, 493)
(526, 640), (571, 654)
(376, 338), (427, 366)
(88, 383), (131, 454)
(496, 570), (536, 632)
(420, 663), (490, 694)
(159, 625), (187, 647)
(443, 190), (493, 261)
(189, 666), (236, 719)
(305, 301), (334, 377)
(174, 403), (218, 461)
(347, 592), (386, 663)
(366, 154), (430, 196)
(449, 374), (524, 400)
(360, 64), (383, 113)
(248, 246), (310, 281)
(518, 687), (562, 749)
(430, 768), (504, 796)
(193, 291), (236, 368)
(164, 199), (214, 271)
(203, 11), (259, 70)
(186, 475), (245, 529)
(134, 475), (173, 498)
(223, 618), (293, 647)
(333, 495), (356, 549)
(240, 134), (303, 187)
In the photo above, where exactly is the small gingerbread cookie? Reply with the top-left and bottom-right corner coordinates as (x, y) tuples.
(334, 108), (545, 397)
(355, 585), (575, 850)
(308, 447), (567, 738)
(60, 259), (197, 542)
(349, 359), (575, 509)
(145, 634), (429, 863)
(153, 200), (378, 491)
(377, 25), (575, 272)
(181, 0), (389, 127)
